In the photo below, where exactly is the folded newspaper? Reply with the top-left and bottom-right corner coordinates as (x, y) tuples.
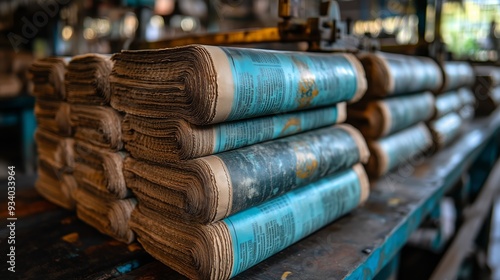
(110, 45), (366, 124)
(124, 124), (369, 223)
(66, 54), (113, 105)
(428, 112), (463, 152)
(357, 52), (442, 97)
(122, 103), (346, 163)
(366, 123), (433, 177)
(73, 187), (136, 244)
(434, 88), (475, 119)
(35, 157), (77, 210)
(35, 128), (74, 171)
(70, 105), (123, 151)
(29, 57), (69, 100)
(440, 61), (475, 93)
(34, 100), (72, 136)
(74, 141), (130, 199)
(130, 164), (369, 280)
(348, 91), (435, 139)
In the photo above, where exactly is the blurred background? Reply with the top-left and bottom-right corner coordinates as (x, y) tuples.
(0, 0), (498, 57)
(0, 0), (499, 174)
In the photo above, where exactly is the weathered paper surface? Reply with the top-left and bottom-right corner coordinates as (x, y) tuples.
(348, 92), (435, 139)
(122, 103), (346, 163)
(129, 165), (369, 280)
(124, 124), (369, 223)
(366, 123), (432, 177)
(110, 45), (366, 124)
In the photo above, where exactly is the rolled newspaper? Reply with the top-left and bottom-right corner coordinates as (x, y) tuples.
(73, 187), (137, 244)
(73, 141), (130, 199)
(29, 57), (69, 100)
(366, 123), (432, 177)
(110, 45), (366, 124)
(428, 112), (463, 152)
(439, 61), (475, 93)
(122, 103), (346, 163)
(34, 100), (72, 136)
(348, 91), (435, 139)
(357, 52), (442, 97)
(35, 157), (77, 210)
(70, 105), (123, 151)
(35, 128), (74, 171)
(66, 54), (113, 105)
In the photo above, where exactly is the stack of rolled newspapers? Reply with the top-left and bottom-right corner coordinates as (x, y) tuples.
(66, 54), (136, 244)
(348, 52), (442, 177)
(30, 57), (77, 209)
(110, 45), (371, 279)
(425, 61), (475, 153)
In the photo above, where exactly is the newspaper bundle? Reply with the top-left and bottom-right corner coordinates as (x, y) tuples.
(30, 57), (69, 100)
(74, 141), (130, 199)
(73, 187), (136, 244)
(70, 105), (123, 151)
(130, 165), (369, 280)
(107, 45), (371, 275)
(439, 61), (475, 93)
(34, 99), (72, 136)
(122, 103), (346, 163)
(66, 54), (113, 105)
(366, 123), (433, 177)
(110, 45), (366, 124)
(357, 52), (442, 97)
(348, 91), (435, 139)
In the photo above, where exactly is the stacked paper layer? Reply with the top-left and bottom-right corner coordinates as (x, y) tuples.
(66, 54), (136, 244)
(30, 57), (76, 209)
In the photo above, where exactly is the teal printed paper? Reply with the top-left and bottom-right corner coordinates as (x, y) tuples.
(221, 47), (358, 121)
(384, 93), (433, 134)
(378, 125), (431, 171)
(224, 168), (362, 277)
(385, 57), (440, 95)
(215, 127), (361, 214)
(213, 106), (340, 154)
(431, 113), (462, 146)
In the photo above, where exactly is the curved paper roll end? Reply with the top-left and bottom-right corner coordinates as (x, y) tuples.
(366, 141), (388, 178)
(198, 155), (233, 222)
(203, 45), (235, 124)
(337, 123), (371, 164)
(344, 53), (368, 103)
(352, 164), (370, 205)
(357, 52), (394, 97)
(336, 102), (347, 123)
